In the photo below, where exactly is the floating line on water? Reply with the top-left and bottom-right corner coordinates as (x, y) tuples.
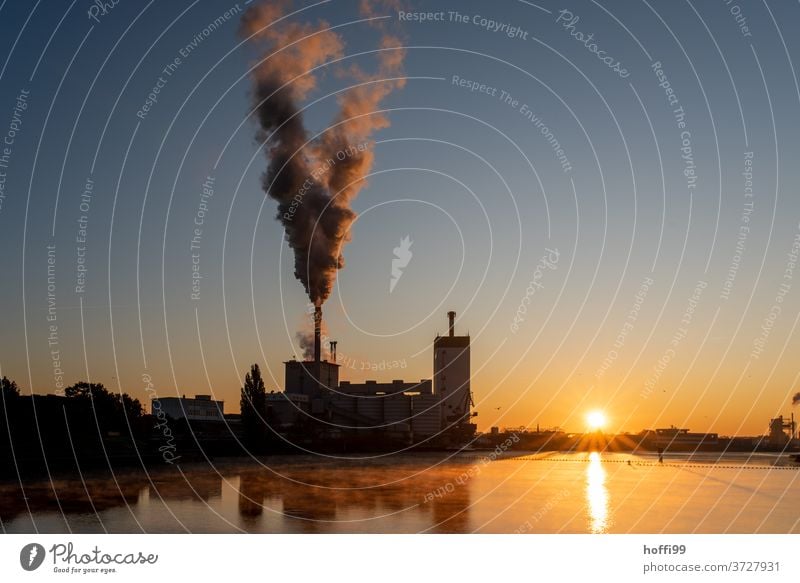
(458, 455), (800, 470)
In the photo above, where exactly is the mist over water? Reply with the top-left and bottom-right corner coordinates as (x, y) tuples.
(3, 452), (798, 534)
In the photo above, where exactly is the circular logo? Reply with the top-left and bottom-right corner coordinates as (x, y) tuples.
(19, 543), (46, 571)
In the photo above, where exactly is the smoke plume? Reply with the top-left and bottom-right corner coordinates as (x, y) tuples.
(296, 321), (327, 360)
(241, 0), (405, 307)
(793, 392), (800, 406)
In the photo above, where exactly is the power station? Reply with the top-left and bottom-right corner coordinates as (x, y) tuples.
(266, 310), (476, 445)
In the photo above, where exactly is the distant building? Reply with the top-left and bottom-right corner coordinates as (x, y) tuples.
(768, 415), (796, 446)
(154, 395), (224, 422)
(265, 392), (309, 429)
(328, 381), (441, 439)
(269, 310), (476, 444)
(434, 311), (472, 427)
(284, 360), (339, 396)
(337, 379), (432, 395)
(648, 426), (719, 448)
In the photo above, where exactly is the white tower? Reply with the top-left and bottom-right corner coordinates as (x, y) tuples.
(434, 311), (471, 426)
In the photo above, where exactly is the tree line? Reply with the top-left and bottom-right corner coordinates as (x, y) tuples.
(0, 363), (284, 474)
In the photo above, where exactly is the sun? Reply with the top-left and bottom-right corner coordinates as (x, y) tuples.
(586, 410), (607, 431)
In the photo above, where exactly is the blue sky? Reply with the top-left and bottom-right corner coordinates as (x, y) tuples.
(2, 0), (800, 434)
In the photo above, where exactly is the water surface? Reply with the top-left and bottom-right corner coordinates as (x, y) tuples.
(2, 452), (798, 533)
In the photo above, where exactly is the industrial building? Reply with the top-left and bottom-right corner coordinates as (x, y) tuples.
(651, 426), (719, 448)
(153, 394), (225, 422)
(768, 414), (797, 447)
(272, 309), (476, 445)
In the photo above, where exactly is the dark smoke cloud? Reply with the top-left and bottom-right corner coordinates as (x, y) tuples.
(242, 0), (404, 307)
(793, 392), (800, 406)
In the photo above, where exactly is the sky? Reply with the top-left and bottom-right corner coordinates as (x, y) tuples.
(1, 0), (800, 435)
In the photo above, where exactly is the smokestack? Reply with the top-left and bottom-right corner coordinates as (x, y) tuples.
(448, 311), (456, 337)
(314, 306), (322, 362)
(330, 340), (337, 363)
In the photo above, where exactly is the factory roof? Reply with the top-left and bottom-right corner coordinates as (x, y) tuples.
(434, 335), (470, 348)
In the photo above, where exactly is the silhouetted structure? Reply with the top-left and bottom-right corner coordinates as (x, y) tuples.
(240, 364), (269, 451)
(273, 311), (477, 448)
(768, 415), (796, 446)
(0, 382), (148, 477)
(155, 395), (224, 421)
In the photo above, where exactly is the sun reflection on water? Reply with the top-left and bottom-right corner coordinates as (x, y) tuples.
(586, 452), (609, 533)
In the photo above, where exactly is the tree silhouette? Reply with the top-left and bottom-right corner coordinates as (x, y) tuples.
(64, 381), (143, 433)
(1, 376), (19, 401)
(0, 377), (20, 459)
(240, 364), (267, 450)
